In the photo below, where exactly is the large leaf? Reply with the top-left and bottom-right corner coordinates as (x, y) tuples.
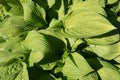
(22, 31), (65, 66)
(62, 52), (95, 80)
(84, 42), (120, 60)
(57, 1), (119, 41)
(22, 1), (47, 28)
(0, 61), (29, 80)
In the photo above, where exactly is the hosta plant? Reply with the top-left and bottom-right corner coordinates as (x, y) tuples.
(0, 0), (120, 80)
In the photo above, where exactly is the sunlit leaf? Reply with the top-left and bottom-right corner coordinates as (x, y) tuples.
(84, 42), (120, 60)
(97, 58), (120, 80)
(62, 52), (94, 79)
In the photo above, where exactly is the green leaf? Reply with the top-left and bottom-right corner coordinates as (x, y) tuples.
(0, 36), (6, 43)
(0, 37), (25, 65)
(81, 71), (98, 80)
(68, 1), (106, 16)
(39, 61), (56, 70)
(114, 56), (120, 63)
(0, 61), (29, 80)
(62, 52), (94, 80)
(57, 0), (66, 20)
(46, 0), (68, 22)
(85, 29), (120, 45)
(22, 1), (47, 28)
(3, 0), (23, 15)
(107, 0), (118, 4)
(0, 0), (11, 12)
(86, 0), (106, 7)
(97, 58), (120, 80)
(71, 38), (84, 52)
(32, 0), (49, 10)
(47, 0), (55, 8)
(48, 18), (63, 30)
(0, 16), (31, 38)
(98, 66), (120, 80)
(84, 42), (120, 60)
(22, 31), (65, 66)
(58, 1), (118, 39)
(72, 0), (83, 4)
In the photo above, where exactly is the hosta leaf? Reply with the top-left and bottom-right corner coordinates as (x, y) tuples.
(81, 71), (98, 80)
(39, 61), (56, 70)
(0, 16), (31, 38)
(0, 61), (29, 80)
(32, 0), (49, 10)
(14, 62), (29, 80)
(86, 0), (106, 7)
(98, 67), (120, 80)
(4, 0), (23, 15)
(115, 64), (120, 68)
(0, 50), (23, 66)
(97, 58), (120, 80)
(39, 29), (66, 42)
(48, 18), (63, 30)
(62, 52), (94, 80)
(47, 0), (55, 8)
(22, 31), (65, 66)
(72, 0), (83, 4)
(107, 0), (118, 4)
(58, 1), (118, 40)
(46, 0), (68, 22)
(114, 56), (120, 63)
(57, 0), (66, 20)
(19, 0), (32, 4)
(66, 38), (84, 51)
(85, 29), (120, 45)
(98, 58), (117, 70)
(0, 37), (25, 65)
(22, 1), (47, 28)
(68, 1), (106, 15)
(84, 42), (120, 60)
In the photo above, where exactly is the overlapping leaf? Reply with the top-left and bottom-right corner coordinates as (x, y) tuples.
(56, 1), (120, 45)
(97, 58), (120, 80)
(22, 1), (47, 28)
(84, 42), (120, 60)
(62, 52), (95, 79)
(22, 31), (65, 66)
